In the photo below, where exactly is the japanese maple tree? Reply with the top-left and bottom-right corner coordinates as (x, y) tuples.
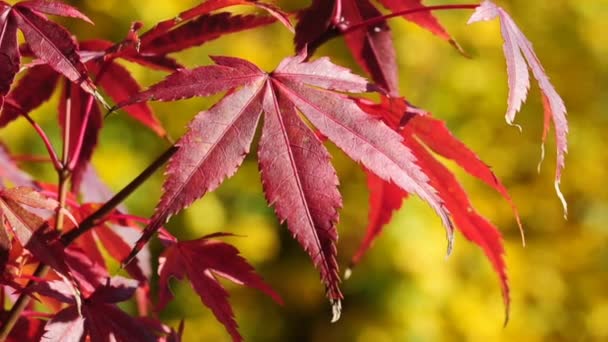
(0, 0), (567, 341)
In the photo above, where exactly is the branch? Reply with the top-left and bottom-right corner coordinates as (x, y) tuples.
(61, 145), (178, 245)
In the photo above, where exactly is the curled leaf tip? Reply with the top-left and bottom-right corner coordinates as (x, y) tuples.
(445, 220), (455, 258)
(94, 90), (110, 110)
(343, 268), (352, 280)
(505, 117), (523, 133)
(449, 39), (470, 58)
(555, 180), (568, 220)
(330, 299), (342, 323)
(537, 143), (546, 174)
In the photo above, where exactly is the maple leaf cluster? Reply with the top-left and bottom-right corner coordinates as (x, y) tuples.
(0, 0), (567, 341)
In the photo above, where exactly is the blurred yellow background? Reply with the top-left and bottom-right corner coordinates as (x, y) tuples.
(1, 0), (606, 341)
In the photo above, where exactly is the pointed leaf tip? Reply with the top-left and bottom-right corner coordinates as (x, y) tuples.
(343, 268), (352, 280)
(330, 299), (342, 323)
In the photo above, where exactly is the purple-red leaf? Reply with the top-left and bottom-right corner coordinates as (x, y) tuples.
(158, 235), (282, 342)
(258, 84), (342, 308)
(468, 0), (568, 215)
(131, 81), (265, 256)
(17, 0), (93, 24)
(0, 6), (19, 96)
(116, 61), (262, 108)
(42, 277), (154, 342)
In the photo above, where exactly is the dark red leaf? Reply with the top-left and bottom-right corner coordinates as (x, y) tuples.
(294, 0), (334, 53)
(0, 7), (19, 96)
(341, 0), (398, 94)
(158, 235), (282, 342)
(141, 12), (275, 56)
(140, 0), (292, 46)
(0, 64), (59, 128)
(132, 81), (265, 256)
(0, 218), (10, 274)
(87, 276), (138, 304)
(13, 6), (99, 97)
(126, 53), (452, 319)
(258, 84), (342, 305)
(17, 0), (93, 24)
(28, 279), (76, 304)
(468, 0), (568, 216)
(115, 60), (262, 108)
(123, 54), (182, 72)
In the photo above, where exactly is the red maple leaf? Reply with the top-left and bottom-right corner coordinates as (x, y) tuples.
(158, 232), (281, 342)
(119, 51), (454, 321)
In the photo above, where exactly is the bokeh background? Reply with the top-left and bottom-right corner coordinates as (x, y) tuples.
(1, 0), (606, 341)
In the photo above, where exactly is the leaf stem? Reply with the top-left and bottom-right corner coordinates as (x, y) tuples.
(67, 94), (96, 171)
(55, 169), (71, 231)
(62, 82), (73, 166)
(22, 114), (62, 171)
(338, 4), (479, 35)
